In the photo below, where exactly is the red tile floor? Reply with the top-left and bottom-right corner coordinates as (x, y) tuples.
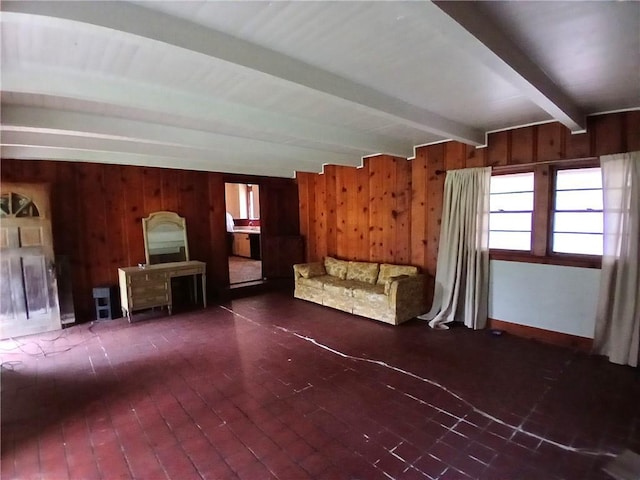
(2, 291), (639, 480)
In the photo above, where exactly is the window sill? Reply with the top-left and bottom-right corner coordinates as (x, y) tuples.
(490, 250), (602, 269)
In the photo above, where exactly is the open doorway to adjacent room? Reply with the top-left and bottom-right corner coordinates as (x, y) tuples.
(225, 182), (263, 286)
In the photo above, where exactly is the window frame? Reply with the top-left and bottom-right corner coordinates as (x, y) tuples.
(489, 158), (602, 269)
(488, 167), (535, 253)
(550, 164), (603, 257)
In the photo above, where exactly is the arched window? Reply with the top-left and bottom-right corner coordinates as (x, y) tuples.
(0, 192), (40, 218)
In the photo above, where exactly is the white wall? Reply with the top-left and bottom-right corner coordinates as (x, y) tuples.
(488, 260), (600, 338)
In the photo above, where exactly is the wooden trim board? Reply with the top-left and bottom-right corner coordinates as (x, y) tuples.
(487, 318), (593, 353)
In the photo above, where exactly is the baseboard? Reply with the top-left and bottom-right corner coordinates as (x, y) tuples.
(487, 318), (593, 353)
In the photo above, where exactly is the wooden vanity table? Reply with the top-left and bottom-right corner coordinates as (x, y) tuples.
(118, 211), (207, 321)
(118, 261), (206, 321)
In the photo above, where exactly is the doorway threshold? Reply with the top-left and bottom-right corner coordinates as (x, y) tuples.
(229, 279), (266, 289)
(225, 278), (293, 299)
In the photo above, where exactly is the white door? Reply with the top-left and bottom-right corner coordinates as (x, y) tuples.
(0, 183), (61, 339)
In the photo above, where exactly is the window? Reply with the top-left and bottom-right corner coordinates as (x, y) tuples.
(552, 167), (603, 255)
(489, 160), (604, 265)
(489, 172), (534, 251)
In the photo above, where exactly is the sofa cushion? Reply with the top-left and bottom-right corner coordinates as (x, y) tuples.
(324, 256), (348, 280)
(297, 275), (327, 289)
(377, 264), (418, 285)
(346, 261), (379, 284)
(295, 262), (326, 279)
(352, 283), (386, 299)
(323, 277), (360, 297)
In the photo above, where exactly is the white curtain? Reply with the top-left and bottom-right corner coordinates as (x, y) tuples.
(418, 167), (491, 330)
(593, 152), (640, 367)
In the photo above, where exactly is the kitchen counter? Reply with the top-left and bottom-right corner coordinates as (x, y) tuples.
(233, 227), (261, 234)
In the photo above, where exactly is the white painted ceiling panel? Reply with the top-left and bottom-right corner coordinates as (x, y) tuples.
(479, 1), (640, 112)
(1, 1), (638, 176)
(138, 1), (539, 127)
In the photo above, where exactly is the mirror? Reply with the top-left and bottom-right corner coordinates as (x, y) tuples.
(142, 211), (189, 265)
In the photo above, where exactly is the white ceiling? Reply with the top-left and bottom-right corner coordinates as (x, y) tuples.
(1, 1), (638, 177)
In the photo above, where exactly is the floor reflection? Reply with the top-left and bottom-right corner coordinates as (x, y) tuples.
(228, 255), (262, 284)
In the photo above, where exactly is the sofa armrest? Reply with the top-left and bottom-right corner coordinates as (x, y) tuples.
(293, 262), (326, 279)
(387, 274), (427, 311)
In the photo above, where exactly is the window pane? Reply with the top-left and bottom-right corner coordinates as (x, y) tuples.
(555, 189), (603, 211)
(490, 172), (534, 194)
(490, 192), (534, 212)
(553, 233), (603, 255)
(490, 212), (532, 231)
(556, 167), (602, 190)
(489, 231), (531, 251)
(554, 212), (603, 233)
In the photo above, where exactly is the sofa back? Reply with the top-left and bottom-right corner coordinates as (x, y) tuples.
(323, 256), (418, 285)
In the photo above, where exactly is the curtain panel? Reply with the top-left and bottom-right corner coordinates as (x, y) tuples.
(418, 167), (491, 330)
(593, 151), (640, 367)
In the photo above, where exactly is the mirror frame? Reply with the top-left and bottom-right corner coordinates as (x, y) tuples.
(142, 211), (189, 265)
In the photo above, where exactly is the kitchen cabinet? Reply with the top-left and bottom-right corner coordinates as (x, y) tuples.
(233, 233), (252, 257)
(232, 231), (261, 259)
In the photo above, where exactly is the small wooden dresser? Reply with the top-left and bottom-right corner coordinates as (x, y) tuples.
(118, 261), (206, 321)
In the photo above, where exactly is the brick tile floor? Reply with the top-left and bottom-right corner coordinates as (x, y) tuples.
(1, 291), (639, 479)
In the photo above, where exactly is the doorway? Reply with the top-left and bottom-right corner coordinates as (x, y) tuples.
(0, 183), (61, 339)
(225, 183), (263, 286)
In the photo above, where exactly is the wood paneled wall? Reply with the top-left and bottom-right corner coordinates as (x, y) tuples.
(298, 111), (640, 302)
(0, 160), (299, 321)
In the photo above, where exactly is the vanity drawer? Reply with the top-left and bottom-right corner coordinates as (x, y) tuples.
(172, 266), (203, 277)
(130, 292), (170, 310)
(127, 272), (168, 287)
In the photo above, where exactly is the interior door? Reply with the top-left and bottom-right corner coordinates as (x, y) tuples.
(0, 182), (61, 339)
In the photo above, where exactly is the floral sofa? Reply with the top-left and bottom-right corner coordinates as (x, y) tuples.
(293, 256), (426, 325)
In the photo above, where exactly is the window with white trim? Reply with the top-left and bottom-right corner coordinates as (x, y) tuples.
(489, 172), (534, 251)
(552, 167), (603, 255)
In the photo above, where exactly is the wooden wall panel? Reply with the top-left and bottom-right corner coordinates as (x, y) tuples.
(424, 145), (445, 278)
(295, 111), (638, 312)
(324, 165), (338, 257)
(1, 159), (301, 321)
(102, 164), (128, 276)
(161, 169), (180, 212)
(345, 167), (361, 261)
(355, 165), (370, 262)
(314, 173), (327, 262)
(122, 166), (146, 267)
(207, 173), (229, 288)
(592, 113), (625, 156)
(626, 110), (640, 152)
(564, 129), (591, 159)
(334, 166), (349, 260)
(394, 157), (411, 265)
(180, 170), (209, 266)
(511, 127), (536, 164)
(487, 130), (510, 166)
(367, 157), (386, 263)
(142, 167), (163, 214)
(444, 142), (465, 171)
(537, 123), (564, 161)
(465, 144), (486, 168)
(80, 163), (109, 288)
(380, 157), (396, 264)
(410, 149), (428, 268)
(296, 172), (312, 262)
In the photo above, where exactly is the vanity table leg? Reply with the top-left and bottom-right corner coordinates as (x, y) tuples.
(193, 275), (198, 305)
(202, 273), (207, 308)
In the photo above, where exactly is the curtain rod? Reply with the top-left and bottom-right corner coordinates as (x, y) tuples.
(434, 156), (599, 175)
